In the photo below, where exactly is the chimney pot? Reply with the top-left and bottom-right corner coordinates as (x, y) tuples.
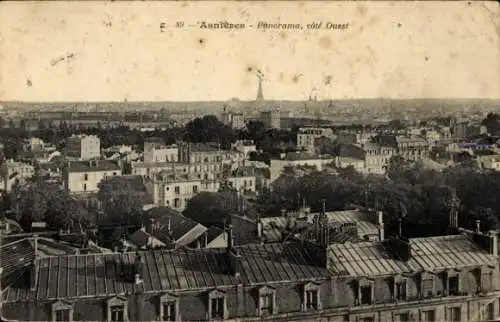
(476, 220), (481, 233)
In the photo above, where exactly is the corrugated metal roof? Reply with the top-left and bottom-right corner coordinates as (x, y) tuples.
(327, 235), (497, 278)
(3, 242), (330, 303)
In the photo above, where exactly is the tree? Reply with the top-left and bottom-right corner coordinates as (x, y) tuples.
(481, 113), (500, 134)
(183, 189), (239, 227)
(184, 115), (236, 148)
(98, 176), (148, 226)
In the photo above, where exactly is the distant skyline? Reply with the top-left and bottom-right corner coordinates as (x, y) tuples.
(1, 1), (499, 102)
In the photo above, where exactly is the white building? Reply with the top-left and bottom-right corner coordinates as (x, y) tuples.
(63, 160), (122, 194)
(143, 141), (178, 163)
(64, 135), (101, 161)
(1, 160), (35, 192)
(231, 140), (257, 158)
(297, 127), (334, 152)
(149, 171), (219, 211)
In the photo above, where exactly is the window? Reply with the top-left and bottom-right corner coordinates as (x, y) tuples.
(174, 198), (180, 208)
(84, 173), (88, 181)
(174, 186), (180, 194)
(258, 286), (277, 317)
(449, 275), (460, 295)
(210, 297), (224, 319)
(394, 312), (409, 322)
(83, 183), (87, 191)
(107, 296), (128, 322)
(421, 277), (434, 298)
(394, 280), (407, 300)
(161, 301), (176, 321)
(360, 285), (372, 305)
(260, 294), (274, 316)
(420, 310), (435, 322)
(305, 290), (319, 310)
(110, 305), (125, 321)
(447, 307), (461, 321)
(481, 270), (493, 292)
(51, 301), (73, 322)
(485, 302), (494, 321)
(359, 317), (374, 322)
(193, 185), (198, 193)
(207, 290), (227, 320)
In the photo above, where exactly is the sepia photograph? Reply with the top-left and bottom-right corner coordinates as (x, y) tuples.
(0, 0), (500, 321)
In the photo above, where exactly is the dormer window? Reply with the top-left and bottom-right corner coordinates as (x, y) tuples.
(107, 296), (128, 322)
(393, 275), (408, 301)
(51, 300), (73, 322)
(420, 272), (434, 299)
(446, 270), (461, 296)
(357, 278), (374, 305)
(159, 293), (179, 321)
(480, 267), (493, 292)
(302, 282), (321, 311)
(258, 285), (277, 317)
(207, 289), (228, 320)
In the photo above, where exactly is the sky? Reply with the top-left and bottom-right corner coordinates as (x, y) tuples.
(0, 1), (499, 102)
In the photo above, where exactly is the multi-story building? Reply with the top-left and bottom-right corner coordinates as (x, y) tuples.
(260, 110), (281, 129)
(336, 130), (377, 146)
(269, 152), (334, 182)
(363, 142), (397, 175)
(64, 134), (101, 160)
(297, 127), (334, 152)
(376, 135), (430, 162)
(63, 160), (122, 194)
(231, 113), (246, 129)
(0, 159), (35, 192)
(231, 140), (257, 159)
(178, 142), (234, 164)
(143, 141), (178, 163)
(148, 170), (219, 211)
(3, 223), (500, 322)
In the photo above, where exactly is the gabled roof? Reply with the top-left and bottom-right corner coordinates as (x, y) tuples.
(2, 242), (330, 303)
(145, 207), (207, 246)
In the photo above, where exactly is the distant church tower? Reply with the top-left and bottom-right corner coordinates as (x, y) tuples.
(256, 72), (264, 101)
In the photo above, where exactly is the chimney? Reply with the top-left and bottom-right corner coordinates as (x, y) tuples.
(476, 220), (481, 233)
(30, 235), (39, 291)
(257, 218), (263, 238)
(226, 225), (241, 278)
(488, 230), (498, 256)
(134, 252), (144, 284)
(377, 211), (385, 241)
(397, 218), (403, 238)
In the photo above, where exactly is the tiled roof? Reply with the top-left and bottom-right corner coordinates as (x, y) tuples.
(2, 242), (330, 303)
(0, 239), (36, 289)
(145, 207), (207, 246)
(327, 235), (497, 278)
(68, 160), (121, 173)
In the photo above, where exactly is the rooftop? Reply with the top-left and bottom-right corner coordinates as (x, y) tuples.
(327, 235), (497, 277)
(2, 242), (330, 303)
(67, 160), (121, 173)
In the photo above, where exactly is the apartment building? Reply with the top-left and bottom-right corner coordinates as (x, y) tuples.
(149, 170), (219, 211)
(63, 160), (122, 194)
(376, 135), (430, 162)
(0, 159), (35, 192)
(64, 134), (101, 160)
(143, 141), (178, 163)
(260, 109), (281, 129)
(3, 223), (500, 322)
(297, 127), (334, 152)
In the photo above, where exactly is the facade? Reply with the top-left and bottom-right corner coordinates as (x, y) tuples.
(297, 127), (334, 152)
(226, 175), (256, 194)
(150, 171), (219, 211)
(143, 141), (178, 163)
(64, 134), (101, 160)
(376, 135), (430, 162)
(63, 160), (122, 193)
(362, 143), (397, 175)
(260, 110), (281, 129)
(132, 161), (225, 181)
(3, 226), (500, 322)
(269, 152), (334, 182)
(1, 159), (35, 192)
(178, 142), (234, 164)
